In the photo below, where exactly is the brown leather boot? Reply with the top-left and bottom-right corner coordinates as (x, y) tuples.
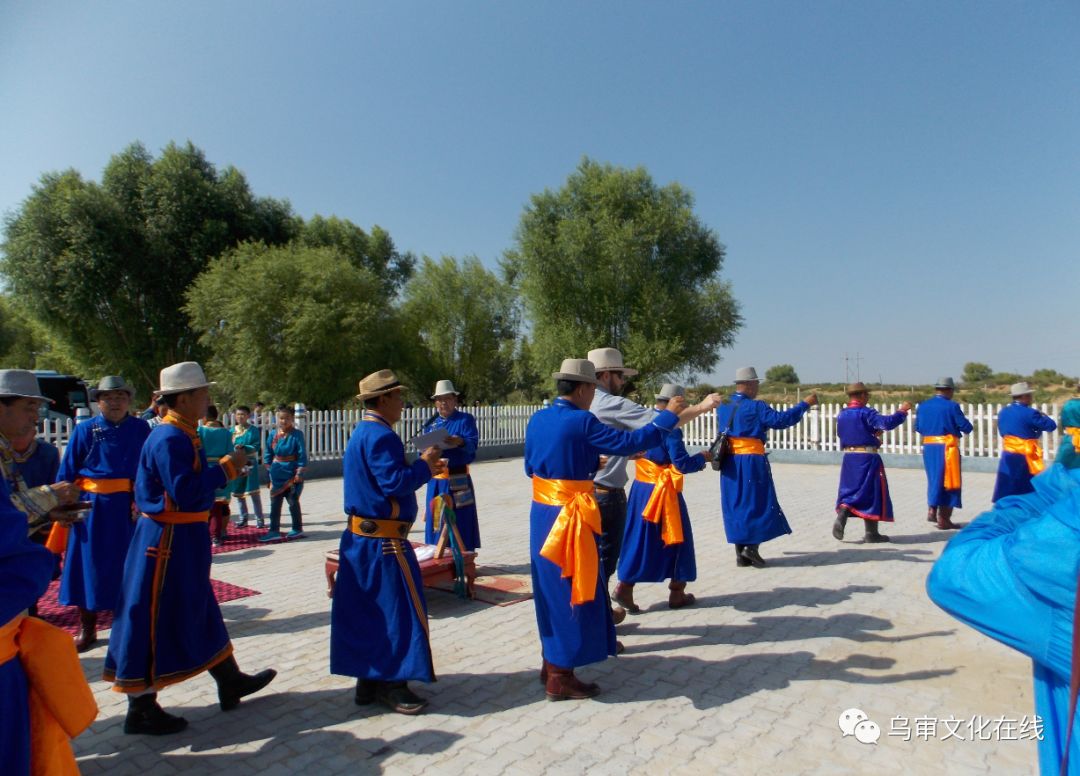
(610, 605), (626, 625)
(926, 506), (938, 523)
(668, 581), (696, 609)
(936, 506), (961, 530)
(75, 608), (98, 653)
(544, 664), (600, 701)
(613, 581), (640, 614)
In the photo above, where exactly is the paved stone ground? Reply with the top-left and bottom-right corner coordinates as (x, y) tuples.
(73, 459), (1039, 775)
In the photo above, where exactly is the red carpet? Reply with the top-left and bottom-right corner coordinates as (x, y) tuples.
(428, 565), (533, 607)
(211, 524), (302, 555)
(35, 578), (261, 636)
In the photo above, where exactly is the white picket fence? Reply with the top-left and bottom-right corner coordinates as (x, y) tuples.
(678, 402), (1065, 461)
(36, 402), (1064, 463)
(37, 406), (544, 461)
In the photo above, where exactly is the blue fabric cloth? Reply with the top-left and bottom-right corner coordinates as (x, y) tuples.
(331, 411), (435, 682)
(104, 420), (232, 691)
(56, 414), (150, 611)
(421, 410), (481, 550)
(1057, 399), (1080, 471)
(927, 464), (1080, 775)
(228, 425), (262, 495)
(618, 425), (705, 584)
(835, 405), (907, 521)
(914, 395), (973, 508)
(994, 402), (1058, 502)
(523, 397), (678, 668)
(198, 424), (234, 502)
(264, 428), (307, 494)
(1, 477), (58, 776)
(715, 395), (809, 544)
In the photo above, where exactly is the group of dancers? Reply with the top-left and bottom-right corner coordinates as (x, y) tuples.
(0, 351), (1070, 773)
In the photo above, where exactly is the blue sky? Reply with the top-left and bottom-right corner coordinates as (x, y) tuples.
(2, 1), (1077, 384)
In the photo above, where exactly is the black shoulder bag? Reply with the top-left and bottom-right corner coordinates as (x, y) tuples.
(709, 401), (739, 471)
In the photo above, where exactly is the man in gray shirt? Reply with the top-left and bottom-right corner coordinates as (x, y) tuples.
(587, 348), (721, 620)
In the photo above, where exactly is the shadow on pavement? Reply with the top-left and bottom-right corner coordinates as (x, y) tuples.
(592, 651), (957, 710)
(618, 613), (954, 653)
(767, 547), (935, 567)
(76, 688), (464, 772)
(687, 585), (883, 613)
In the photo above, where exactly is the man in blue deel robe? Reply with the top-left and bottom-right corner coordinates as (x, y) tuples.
(525, 358), (685, 701)
(833, 382), (910, 543)
(56, 376), (150, 651)
(421, 379), (481, 550)
(994, 381), (1057, 503)
(330, 369), (444, 715)
(927, 463), (1080, 775)
(716, 366), (816, 568)
(913, 377), (973, 530)
(104, 362), (275, 735)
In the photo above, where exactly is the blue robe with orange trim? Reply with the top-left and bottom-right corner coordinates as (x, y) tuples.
(57, 414), (150, 611)
(524, 398), (678, 669)
(330, 411), (435, 682)
(914, 395), (973, 508)
(0, 478), (55, 776)
(993, 402), (1058, 503)
(618, 425), (705, 584)
(103, 417), (234, 692)
(422, 410), (480, 550)
(716, 395), (810, 544)
(264, 428), (306, 498)
(836, 405), (907, 521)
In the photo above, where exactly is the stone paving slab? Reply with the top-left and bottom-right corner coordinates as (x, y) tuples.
(73, 458), (1038, 775)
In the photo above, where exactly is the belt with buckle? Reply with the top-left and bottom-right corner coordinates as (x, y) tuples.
(348, 516), (411, 539)
(842, 446), (880, 453)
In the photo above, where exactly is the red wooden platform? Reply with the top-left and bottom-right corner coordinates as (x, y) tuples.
(324, 543), (477, 599)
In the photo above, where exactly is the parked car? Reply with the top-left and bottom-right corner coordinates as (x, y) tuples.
(33, 371), (91, 421)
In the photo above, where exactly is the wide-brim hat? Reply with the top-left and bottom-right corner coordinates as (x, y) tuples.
(656, 383), (684, 401)
(587, 347), (638, 378)
(734, 366), (761, 383)
(431, 379), (460, 399)
(158, 362), (216, 396)
(846, 381), (870, 395)
(934, 377), (956, 390)
(357, 369), (406, 401)
(0, 369), (53, 403)
(1010, 381), (1034, 397)
(552, 358), (599, 385)
(91, 375), (135, 401)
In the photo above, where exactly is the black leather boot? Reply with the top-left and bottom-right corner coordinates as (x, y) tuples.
(741, 544), (767, 568)
(927, 506), (938, 523)
(124, 693), (188, 735)
(832, 509), (850, 540)
(863, 519), (890, 543)
(735, 544), (752, 567)
(355, 678), (377, 705)
(209, 655), (277, 711)
(374, 681), (429, 714)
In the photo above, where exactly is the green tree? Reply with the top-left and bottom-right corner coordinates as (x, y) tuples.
(401, 255), (519, 402)
(765, 364), (800, 384)
(186, 242), (405, 408)
(503, 158), (741, 381)
(0, 141), (295, 392)
(962, 362), (993, 384)
(297, 216), (415, 295)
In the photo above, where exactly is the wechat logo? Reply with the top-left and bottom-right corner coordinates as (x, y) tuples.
(839, 708), (881, 745)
